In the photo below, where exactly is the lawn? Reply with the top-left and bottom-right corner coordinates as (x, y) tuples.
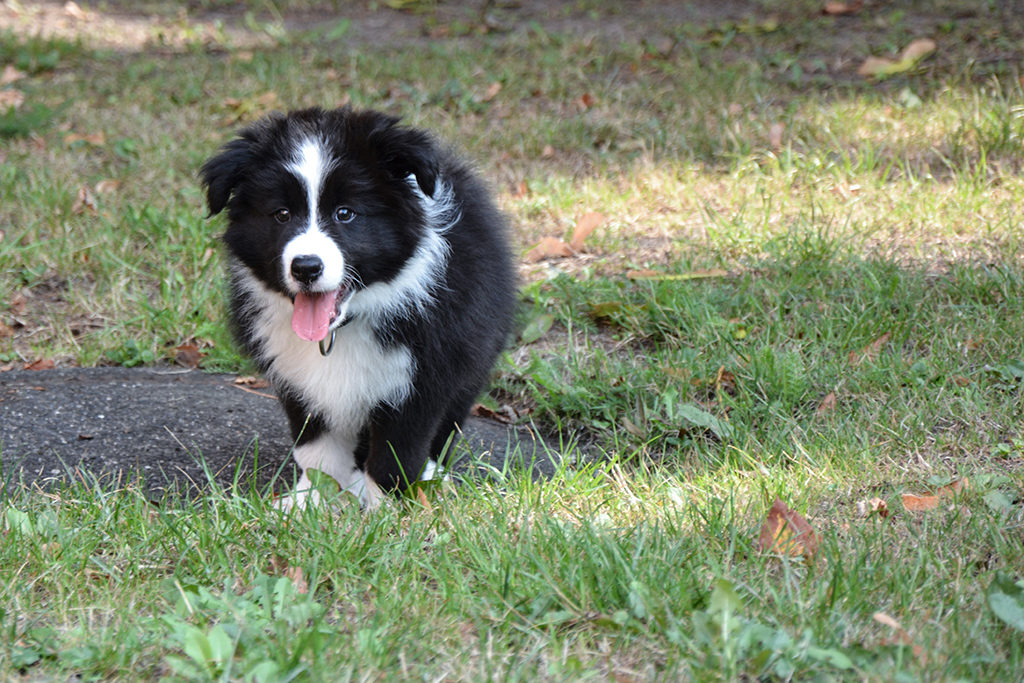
(1, 1), (1023, 680)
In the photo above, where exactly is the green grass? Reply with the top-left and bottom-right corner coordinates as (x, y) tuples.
(2, 1), (1024, 680)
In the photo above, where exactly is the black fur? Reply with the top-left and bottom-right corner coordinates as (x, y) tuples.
(201, 107), (516, 499)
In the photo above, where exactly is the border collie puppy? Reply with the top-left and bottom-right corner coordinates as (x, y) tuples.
(200, 107), (515, 509)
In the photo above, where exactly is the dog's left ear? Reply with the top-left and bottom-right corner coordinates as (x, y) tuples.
(374, 125), (439, 198)
(199, 138), (254, 216)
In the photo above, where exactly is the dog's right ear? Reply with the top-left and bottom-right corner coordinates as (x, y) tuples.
(199, 138), (253, 216)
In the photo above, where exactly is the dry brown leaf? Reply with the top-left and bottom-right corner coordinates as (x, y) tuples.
(815, 391), (837, 415)
(524, 236), (573, 263)
(756, 498), (821, 560)
(857, 39), (936, 78)
(234, 375), (270, 389)
(578, 92), (596, 109)
(24, 358), (56, 371)
(63, 1), (88, 20)
(857, 56), (894, 77)
(768, 121), (785, 152)
(471, 402), (519, 424)
(849, 331), (891, 366)
(569, 212), (604, 252)
(872, 612), (927, 665)
(479, 81), (502, 102)
(901, 478), (968, 512)
(900, 38), (937, 63)
(71, 186), (97, 214)
(1, 65), (26, 86)
(284, 565), (308, 594)
(414, 486), (433, 512)
(174, 343), (203, 369)
(64, 132), (106, 146)
(823, 0), (863, 15)
(855, 497), (890, 518)
(94, 179), (121, 194)
(0, 89), (25, 110)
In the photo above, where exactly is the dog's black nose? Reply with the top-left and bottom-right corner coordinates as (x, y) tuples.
(290, 255), (324, 284)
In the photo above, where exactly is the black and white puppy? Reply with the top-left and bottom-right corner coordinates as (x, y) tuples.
(200, 107), (516, 509)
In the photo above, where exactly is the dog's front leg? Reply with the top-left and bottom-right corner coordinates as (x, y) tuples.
(275, 431), (359, 511)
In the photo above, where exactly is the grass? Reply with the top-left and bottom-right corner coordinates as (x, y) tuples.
(2, 1), (1024, 680)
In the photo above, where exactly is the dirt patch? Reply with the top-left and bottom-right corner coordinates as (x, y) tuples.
(1, 1), (770, 53)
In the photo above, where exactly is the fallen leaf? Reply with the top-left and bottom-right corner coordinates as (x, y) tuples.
(757, 498), (821, 560)
(63, 1), (88, 20)
(815, 391), (837, 415)
(512, 180), (529, 198)
(569, 211), (604, 251)
(541, 145), (555, 158)
(24, 358), (56, 371)
(872, 612), (926, 665)
(94, 179), (120, 194)
(470, 403), (519, 423)
(768, 121), (785, 152)
(64, 132), (106, 146)
(413, 485), (433, 512)
(284, 565), (308, 594)
(0, 88), (25, 110)
(174, 343), (203, 368)
(900, 38), (937, 63)
(71, 186), (97, 214)
(849, 331), (891, 366)
(234, 375), (270, 389)
(524, 236), (573, 263)
(578, 92), (596, 109)
(479, 81), (502, 102)
(823, 0), (863, 15)
(901, 478), (968, 512)
(857, 39), (936, 78)
(1, 65), (26, 86)
(855, 497), (890, 518)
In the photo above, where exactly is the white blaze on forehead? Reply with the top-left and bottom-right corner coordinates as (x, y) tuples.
(287, 136), (334, 222)
(281, 136), (344, 293)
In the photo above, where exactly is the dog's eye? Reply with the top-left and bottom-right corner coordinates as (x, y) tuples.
(273, 208), (291, 224)
(333, 206), (355, 224)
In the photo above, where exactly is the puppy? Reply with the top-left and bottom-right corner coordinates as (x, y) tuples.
(201, 107), (516, 508)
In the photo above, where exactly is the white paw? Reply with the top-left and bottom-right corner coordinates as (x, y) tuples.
(344, 471), (385, 511)
(272, 483), (323, 512)
(419, 459), (451, 482)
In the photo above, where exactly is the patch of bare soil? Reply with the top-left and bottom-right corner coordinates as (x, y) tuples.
(0, 0), (763, 53)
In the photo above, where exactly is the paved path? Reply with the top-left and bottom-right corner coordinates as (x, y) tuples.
(0, 368), (557, 498)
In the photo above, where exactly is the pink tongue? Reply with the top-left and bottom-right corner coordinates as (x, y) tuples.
(291, 291), (336, 342)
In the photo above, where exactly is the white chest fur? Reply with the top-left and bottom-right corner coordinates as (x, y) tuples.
(233, 266), (414, 437)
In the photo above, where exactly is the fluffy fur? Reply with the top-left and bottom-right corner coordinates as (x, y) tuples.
(200, 107), (515, 509)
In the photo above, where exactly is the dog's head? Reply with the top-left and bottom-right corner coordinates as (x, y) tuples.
(201, 107), (451, 342)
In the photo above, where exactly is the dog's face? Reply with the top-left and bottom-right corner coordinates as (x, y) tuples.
(201, 108), (441, 341)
